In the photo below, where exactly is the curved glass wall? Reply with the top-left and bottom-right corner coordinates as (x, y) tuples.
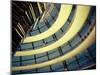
(12, 1), (96, 74)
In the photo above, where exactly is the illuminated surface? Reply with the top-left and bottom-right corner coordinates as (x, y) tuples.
(15, 5), (91, 56)
(12, 1), (96, 74)
(23, 5), (72, 43)
(12, 26), (95, 71)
